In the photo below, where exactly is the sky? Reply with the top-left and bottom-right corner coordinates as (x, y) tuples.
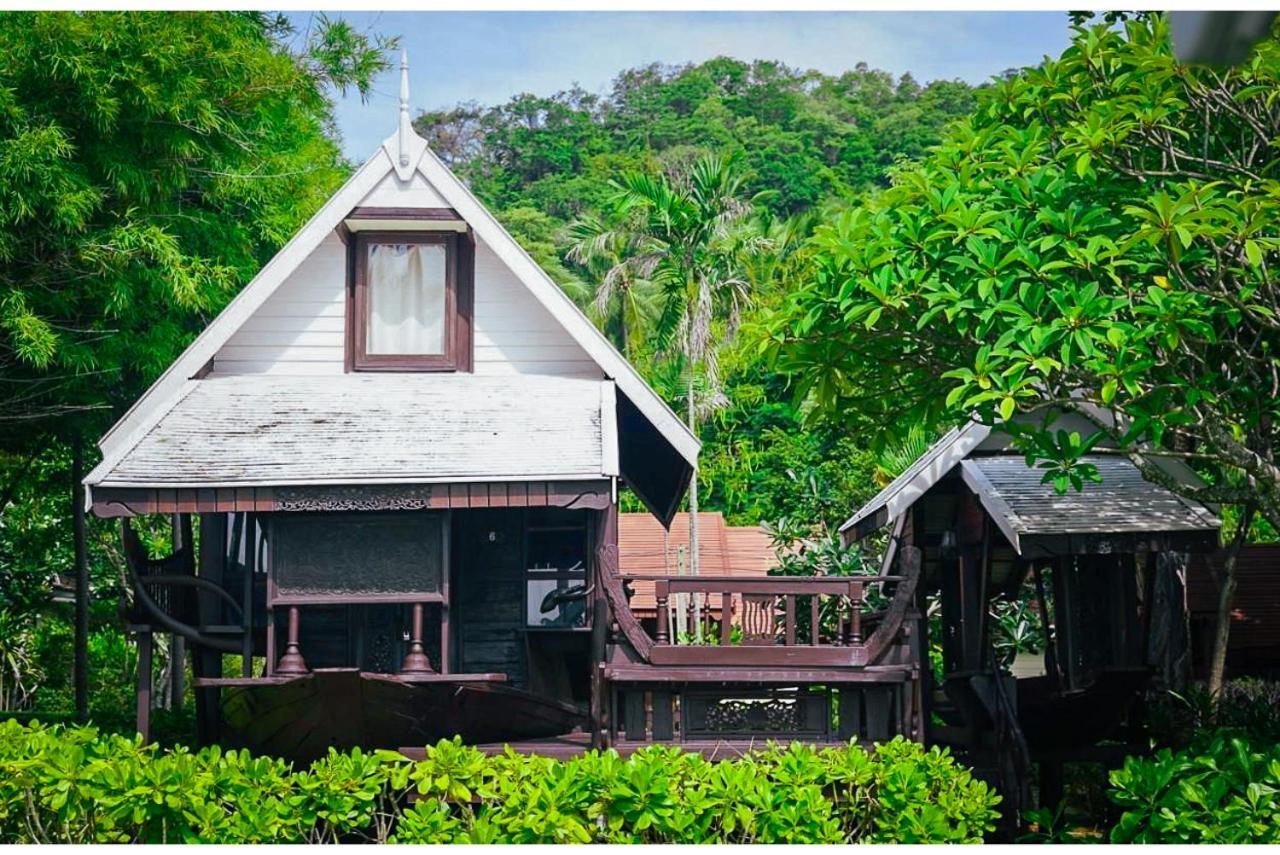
(292, 11), (1075, 161)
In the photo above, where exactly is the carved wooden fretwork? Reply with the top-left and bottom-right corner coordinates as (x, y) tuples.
(274, 485), (436, 512)
(740, 594), (777, 645)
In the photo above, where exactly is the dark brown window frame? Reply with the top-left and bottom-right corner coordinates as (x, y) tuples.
(346, 229), (474, 372)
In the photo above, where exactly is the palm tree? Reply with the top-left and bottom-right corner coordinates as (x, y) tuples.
(587, 154), (768, 572)
(563, 204), (660, 359)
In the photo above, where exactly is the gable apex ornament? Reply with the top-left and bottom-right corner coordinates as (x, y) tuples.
(398, 48), (411, 167)
(382, 46), (426, 181)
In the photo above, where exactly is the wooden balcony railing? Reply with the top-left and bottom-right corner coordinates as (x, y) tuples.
(614, 573), (914, 669)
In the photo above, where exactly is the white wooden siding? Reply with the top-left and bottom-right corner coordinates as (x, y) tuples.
(214, 234), (600, 379)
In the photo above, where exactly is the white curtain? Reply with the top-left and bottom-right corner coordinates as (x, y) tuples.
(366, 242), (447, 355)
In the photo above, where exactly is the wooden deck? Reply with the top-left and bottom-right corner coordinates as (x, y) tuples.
(213, 669), (586, 761)
(399, 732), (855, 762)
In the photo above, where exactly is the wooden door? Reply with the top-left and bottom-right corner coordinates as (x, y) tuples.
(453, 510), (526, 684)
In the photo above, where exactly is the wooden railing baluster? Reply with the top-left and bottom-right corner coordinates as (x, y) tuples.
(810, 595), (820, 646)
(785, 595), (796, 646)
(720, 591), (732, 645)
(655, 581), (670, 645)
(850, 582), (864, 644)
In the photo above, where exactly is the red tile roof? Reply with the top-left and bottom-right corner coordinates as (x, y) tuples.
(618, 512), (778, 616)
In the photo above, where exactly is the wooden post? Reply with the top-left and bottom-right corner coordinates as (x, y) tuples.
(720, 591), (732, 645)
(242, 514), (256, 677)
(655, 581), (669, 644)
(439, 603), (450, 675)
(811, 594), (820, 646)
(785, 595), (796, 645)
(194, 512), (227, 745)
(167, 514), (186, 711)
(849, 582), (864, 644)
(265, 608), (276, 677)
(276, 606), (308, 674)
(136, 630), (153, 741)
(72, 442), (89, 723)
(400, 603), (434, 674)
(170, 635), (185, 710)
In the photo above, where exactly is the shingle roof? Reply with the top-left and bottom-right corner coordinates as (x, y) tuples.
(89, 373), (610, 487)
(960, 454), (1220, 554)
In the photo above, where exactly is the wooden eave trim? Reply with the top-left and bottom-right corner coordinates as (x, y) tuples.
(90, 479), (613, 518)
(347, 206), (461, 220)
(600, 381), (619, 477)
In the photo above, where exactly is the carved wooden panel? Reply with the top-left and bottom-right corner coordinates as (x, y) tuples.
(270, 511), (445, 602)
(682, 689), (829, 738)
(740, 594), (778, 645)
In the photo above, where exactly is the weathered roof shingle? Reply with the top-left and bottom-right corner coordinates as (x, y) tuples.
(92, 374), (609, 487)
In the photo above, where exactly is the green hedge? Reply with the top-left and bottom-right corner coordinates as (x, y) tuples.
(1108, 735), (1280, 843)
(0, 720), (1000, 843)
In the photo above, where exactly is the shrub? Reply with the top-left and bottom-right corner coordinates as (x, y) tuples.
(1108, 735), (1280, 843)
(1145, 678), (1280, 750)
(0, 721), (1001, 843)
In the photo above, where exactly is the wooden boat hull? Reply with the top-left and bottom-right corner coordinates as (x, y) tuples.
(217, 669), (588, 762)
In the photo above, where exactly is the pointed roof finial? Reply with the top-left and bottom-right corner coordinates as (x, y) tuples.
(398, 48), (411, 167)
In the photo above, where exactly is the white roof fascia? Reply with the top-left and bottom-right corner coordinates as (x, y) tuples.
(97, 148), (398, 459)
(838, 419), (991, 543)
(601, 380), (620, 477)
(959, 459), (1024, 555)
(415, 146), (700, 467)
(95, 473), (611, 489)
(84, 380), (201, 509)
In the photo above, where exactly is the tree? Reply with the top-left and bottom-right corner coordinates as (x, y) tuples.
(588, 155), (766, 571)
(769, 15), (1280, 692)
(0, 12), (391, 445)
(0, 11), (391, 713)
(564, 203), (660, 359)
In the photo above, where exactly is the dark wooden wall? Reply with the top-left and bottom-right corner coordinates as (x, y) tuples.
(454, 509), (526, 685)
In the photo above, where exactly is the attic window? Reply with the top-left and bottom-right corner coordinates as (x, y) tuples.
(350, 231), (471, 371)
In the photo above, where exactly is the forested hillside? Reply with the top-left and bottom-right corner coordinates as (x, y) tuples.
(414, 58), (978, 525)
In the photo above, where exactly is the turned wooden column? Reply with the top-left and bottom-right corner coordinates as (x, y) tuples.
(400, 603), (435, 675)
(655, 581), (670, 644)
(275, 606), (308, 675)
(848, 582), (864, 645)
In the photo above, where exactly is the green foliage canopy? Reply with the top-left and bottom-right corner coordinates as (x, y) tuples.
(769, 16), (1280, 526)
(417, 57), (976, 222)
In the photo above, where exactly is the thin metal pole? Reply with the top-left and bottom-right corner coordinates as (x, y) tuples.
(72, 441), (89, 723)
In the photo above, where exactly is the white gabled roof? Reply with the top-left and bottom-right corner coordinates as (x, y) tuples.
(91, 374), (613, 488)
(94, 79), (698, 478)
